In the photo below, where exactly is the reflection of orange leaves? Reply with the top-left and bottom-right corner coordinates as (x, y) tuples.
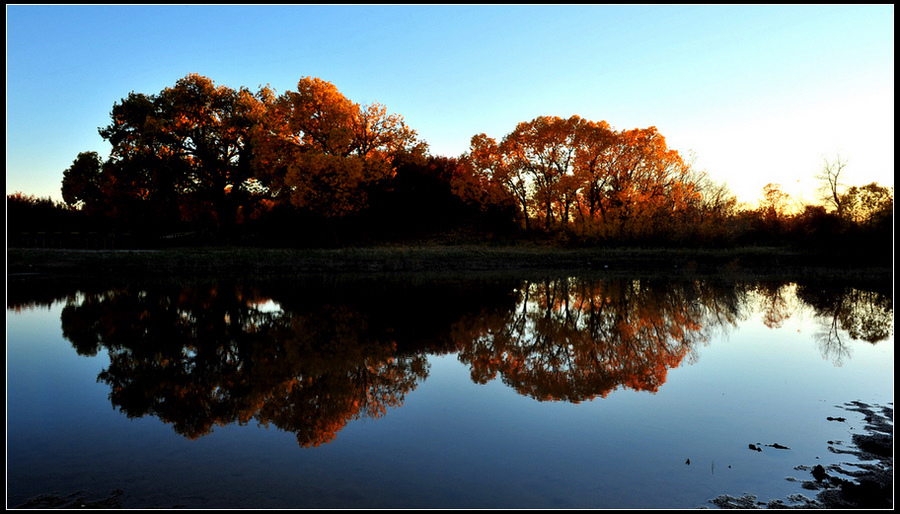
(60, 283), (429, 450)
(454, 278), (715, 402)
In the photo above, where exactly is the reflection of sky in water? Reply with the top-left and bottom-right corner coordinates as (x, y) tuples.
(252, 299), (283, 313)
(410, 305), (892, 507)
(6, 282), (893, 509)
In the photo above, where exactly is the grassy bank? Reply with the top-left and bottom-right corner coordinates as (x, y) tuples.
(6, 244), (892, 282)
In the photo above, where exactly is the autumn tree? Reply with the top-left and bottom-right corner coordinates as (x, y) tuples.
(68, 74), (271, 233)
(156, 74), (269, 229)
(86, 91), (177, 226)
(758, 183), (791, 221)
(502, 115), (582, 230)
(254, 77), (419, 219)
(460, 117), (703, 242)
(457, 133), (530, 229)
(840, 182), (893, 228)
(600, 127), (700, 240)
(570, 119), (617, 234)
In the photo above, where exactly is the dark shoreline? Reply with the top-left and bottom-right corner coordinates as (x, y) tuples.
(7, 245), (892, 282)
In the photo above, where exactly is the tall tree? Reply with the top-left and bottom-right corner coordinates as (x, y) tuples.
(502, 115), (582, 230)
(571, 119), (617, 232)
(96, 90), (184, 227)
(840, 182), (893, 228)
(457, 133), (529, 229)
(97, 74), (269, 231)
(601, 126), (696, 238)
(461, 117), (701, 240)
(759, 182), (791, 222)
(815, 154), (849, 217)
(255, 77), (419, 219)
(61, 151), (104, 213)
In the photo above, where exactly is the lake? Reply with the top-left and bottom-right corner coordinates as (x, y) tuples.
(6, 273), (893, 508)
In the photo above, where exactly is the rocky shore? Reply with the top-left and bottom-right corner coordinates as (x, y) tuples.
(709, 401), (893, 509)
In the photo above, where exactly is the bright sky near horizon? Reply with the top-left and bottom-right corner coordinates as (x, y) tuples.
(6, 4), (894, 207)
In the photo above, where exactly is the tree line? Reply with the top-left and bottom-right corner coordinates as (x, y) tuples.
(7, 73), (893, 251)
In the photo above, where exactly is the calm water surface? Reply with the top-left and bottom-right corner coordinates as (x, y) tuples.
(6, 274), (893, 508)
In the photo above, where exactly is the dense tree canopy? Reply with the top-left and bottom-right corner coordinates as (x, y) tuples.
(95, 74), (270, 231)
(253, 76), (420, 218)
(457, 116), (706, 242)
(61, 151), (104, 212)
(59, 74), (428, 241)
(45, 73), (891, 251)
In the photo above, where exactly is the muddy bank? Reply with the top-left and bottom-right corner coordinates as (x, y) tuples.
(709, 401), (893, 509)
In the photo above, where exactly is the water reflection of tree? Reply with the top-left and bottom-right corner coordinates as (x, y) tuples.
(451, 278), (746, 402)
(252, 305), (428, 447)
(28, 274), (893, 444)
(750, 282), (798, 329)
(795, 284), (893, 366)
(58, 283), (428, 446)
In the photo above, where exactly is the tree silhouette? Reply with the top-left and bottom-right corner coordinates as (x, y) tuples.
(59, 75), (273, 235)
(815, 154), (849, 217)
(61, 152), (104, 213)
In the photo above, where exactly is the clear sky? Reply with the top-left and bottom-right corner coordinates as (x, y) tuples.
(6, 5), (894, 207)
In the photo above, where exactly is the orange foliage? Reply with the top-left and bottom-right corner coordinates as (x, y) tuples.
(459, 116), (703, 239)
(255, 77), (419, 218)
(452, 278), (717, 402)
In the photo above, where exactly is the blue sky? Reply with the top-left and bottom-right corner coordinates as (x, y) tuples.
(6, 5), (894, 206)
